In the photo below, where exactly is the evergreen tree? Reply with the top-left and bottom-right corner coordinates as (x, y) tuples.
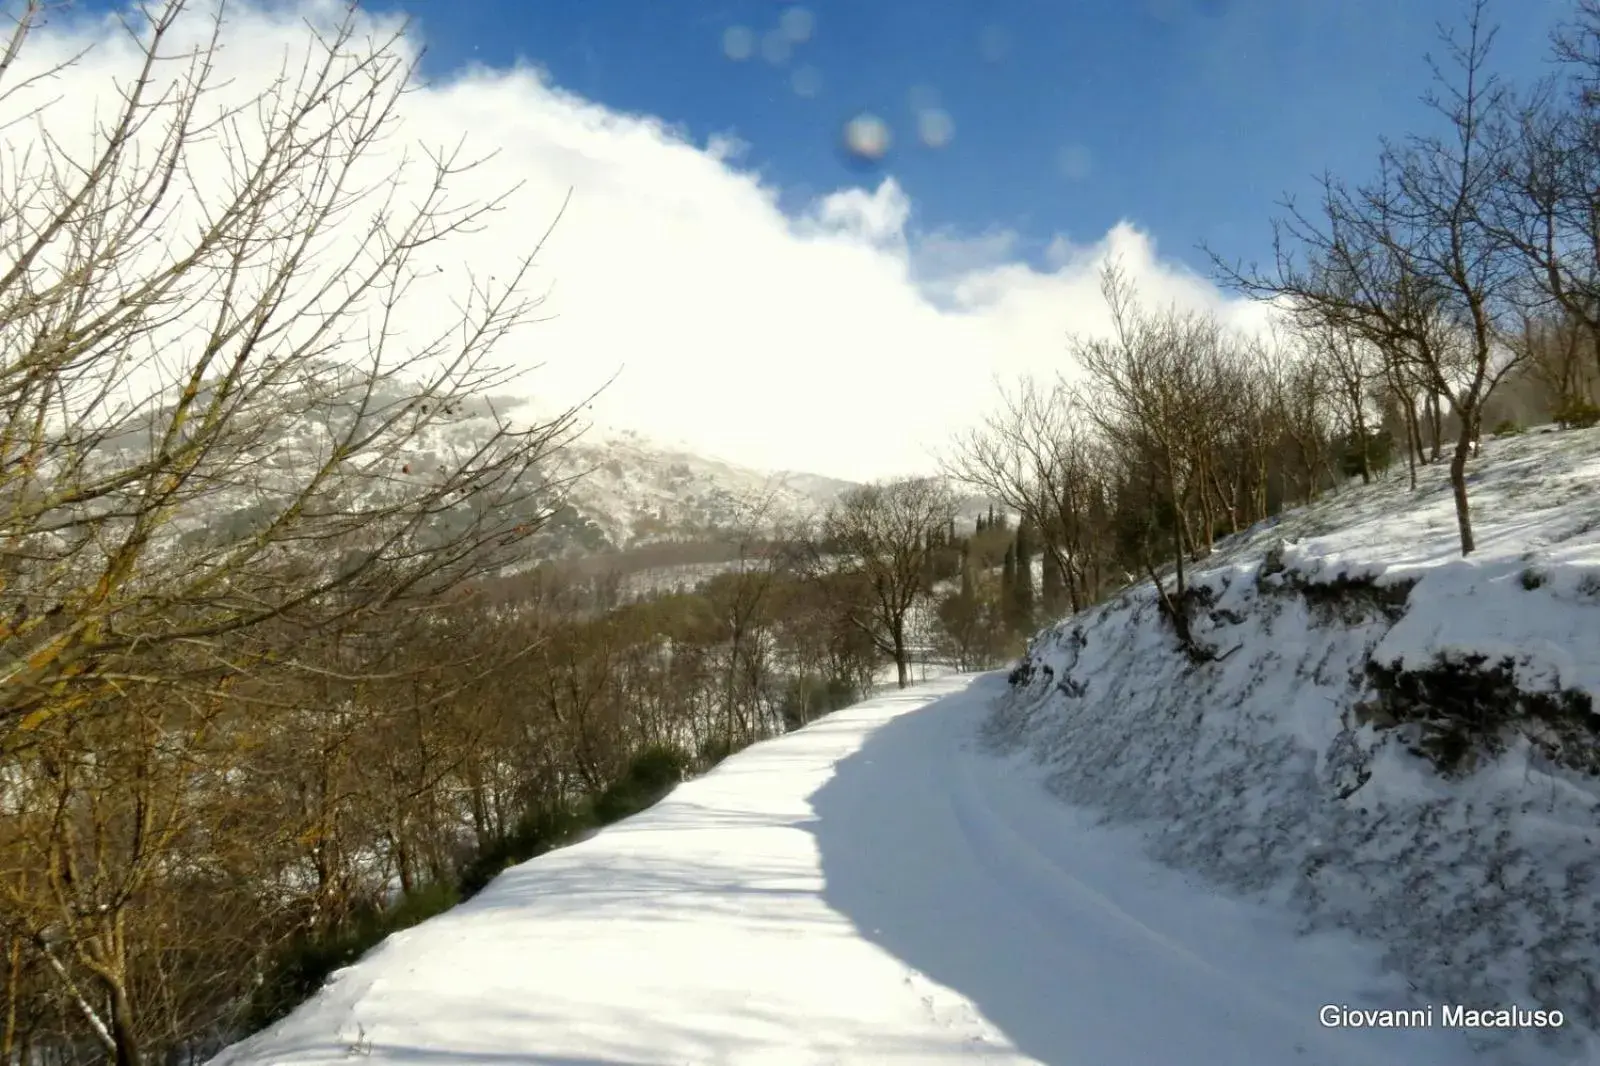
(1012, 523), (1035, 625)
(1001, 540), (1016, 611)
(1042, 544), (1067, 615)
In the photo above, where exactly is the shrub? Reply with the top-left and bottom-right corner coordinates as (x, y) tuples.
(778, 673), (861, 730)
(697, 734), (736, 769)
(1338, 428), (1395, 479)
(456, 802), (589, 900)
(1553, 397), (1600, 430)
(1492, 418), (1524, 437)
(589, 744), (690, 825)
(246, 882), (460, 1032)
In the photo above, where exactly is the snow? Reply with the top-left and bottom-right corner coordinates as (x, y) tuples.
(214, 673), (1533, 1066)
(994, 427), (1600, 1064)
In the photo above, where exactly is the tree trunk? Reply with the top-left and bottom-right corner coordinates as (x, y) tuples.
(1353, 405), (1372, 484)
(107, 977), (141, 1066)
(891, 615), (910, 689)
(1448, 420), (1476, 555)
(1402, 398), (1419, 490)
(2, 937), (20, 1063)
(1429, 393), (1443, 462)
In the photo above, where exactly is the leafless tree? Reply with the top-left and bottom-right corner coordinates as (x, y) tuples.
(1071, 263), (1236, 655)
(1213, 0), (1523, 554)
(807, 478), (958, 688)
(1489, 1), (1600, 380)
(0, 0), (590, 749)
(943, 377), (1110, 613)
(0, 3), (591, 1062)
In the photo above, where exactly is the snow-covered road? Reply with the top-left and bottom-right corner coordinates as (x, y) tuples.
(215, 673), (1498, 1066)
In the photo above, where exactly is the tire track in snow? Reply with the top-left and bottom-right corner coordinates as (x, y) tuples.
(945, 742), (1423, 1066)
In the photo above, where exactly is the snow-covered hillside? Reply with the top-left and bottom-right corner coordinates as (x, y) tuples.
(994, 426), (1600, 1063)
(550, 424), (855, 550)
(96, 378), (857, 559)
(209, 675), (1517, 1066)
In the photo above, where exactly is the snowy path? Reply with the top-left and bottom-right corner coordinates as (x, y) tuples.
(216, 673), (1492, 1066)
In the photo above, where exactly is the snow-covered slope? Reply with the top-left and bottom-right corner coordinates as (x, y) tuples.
(94, 378), (856, 558)
(994, 426), (1600, 1063)
(209, 674), (1508, 1066)
(549, 424), (855, 550)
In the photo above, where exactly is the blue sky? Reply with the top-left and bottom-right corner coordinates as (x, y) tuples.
(390, 0), (1569, 274)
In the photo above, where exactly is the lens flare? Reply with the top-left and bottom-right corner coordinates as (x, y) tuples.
(722, 26), (754, 61)
(842, 113), (892, 162)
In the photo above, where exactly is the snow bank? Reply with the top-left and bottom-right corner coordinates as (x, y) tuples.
(988, 428), (1600, 1063)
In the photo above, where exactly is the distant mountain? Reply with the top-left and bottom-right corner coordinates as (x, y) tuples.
(85, 373), (992, 566)
(543, 426), (858, 552)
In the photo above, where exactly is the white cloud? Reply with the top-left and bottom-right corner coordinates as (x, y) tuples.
(11, 0), (1267, 483)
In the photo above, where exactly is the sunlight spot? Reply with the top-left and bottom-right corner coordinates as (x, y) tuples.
(762, 30), (793, 66)
(779, 6), (815, 44)
(842, 113), (891, 162)
(792, 65), (823, 98)
(722, 25), (755, 61)
(916, 108), (954, 149)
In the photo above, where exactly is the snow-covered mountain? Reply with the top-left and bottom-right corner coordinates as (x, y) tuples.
(546, 424), (857, 552)
(84, 376), (859, 561)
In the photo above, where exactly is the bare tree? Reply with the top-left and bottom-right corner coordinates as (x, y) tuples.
(1309, 321), (1386, 483)
(1490, 1), (1600, 380)
(943, 377), (1109, 613)
(0, 4), (591, 1062)
(701, 491), (786, 748)
(807, 478), (957, 688)
(1071, 263), (1236, 655)
(0, 0), (588, 747)
(1213, 1), (1522, 554)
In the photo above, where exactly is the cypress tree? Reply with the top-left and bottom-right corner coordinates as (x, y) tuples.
(1042, 546), (1066, 615)
(1001, 540), (1016, 609)
(1013, 523), (1034, 623)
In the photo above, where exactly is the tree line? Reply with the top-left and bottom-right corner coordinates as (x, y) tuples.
(948, 0), (1600, 659)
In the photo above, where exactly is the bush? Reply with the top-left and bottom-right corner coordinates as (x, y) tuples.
(1553, 397), (1600, 430)
(589, 744), (690, 825)
(777, 673), (861, 730)
(1338, 428), (1395, 479)
(697, 734), (735, 768)
(1492, 418), (1524, 437)
(246, 881), (460, 1032)
(456, 802), (589, 900)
